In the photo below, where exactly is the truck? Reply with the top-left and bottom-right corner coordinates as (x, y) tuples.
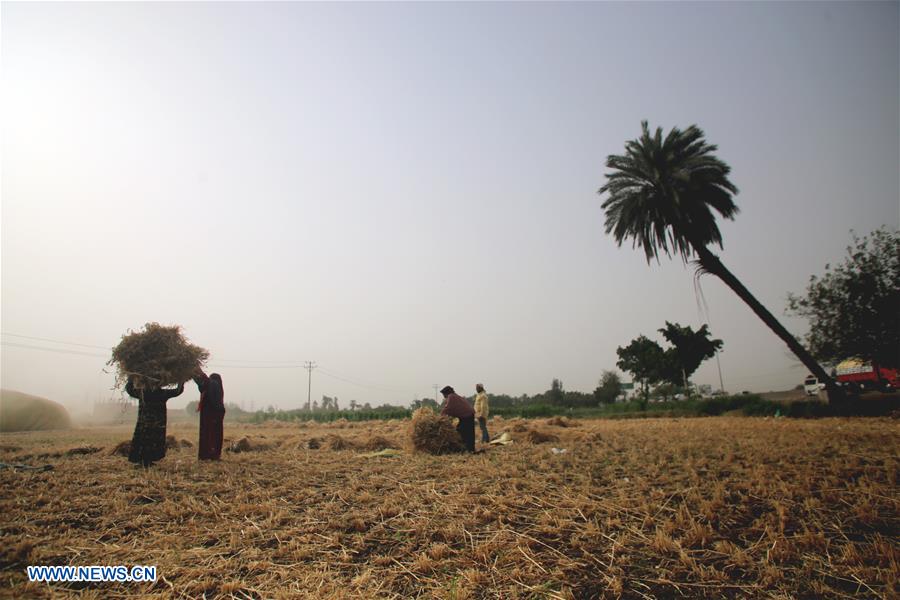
(834, 359), (900, 394)
(803, 375), (825, 396)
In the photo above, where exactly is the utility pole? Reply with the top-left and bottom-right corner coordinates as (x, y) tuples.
(432, 384), (439, 404)
(714, 350), (725, 393)
(304, 361), (317, 410)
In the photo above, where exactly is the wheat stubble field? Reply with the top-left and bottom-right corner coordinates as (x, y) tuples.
(1, 416), (897, 599)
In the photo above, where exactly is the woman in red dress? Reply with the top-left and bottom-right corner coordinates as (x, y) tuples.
(193, 370), (225, 460)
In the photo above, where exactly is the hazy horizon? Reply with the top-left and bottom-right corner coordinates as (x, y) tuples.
(2, 1), (898, 415)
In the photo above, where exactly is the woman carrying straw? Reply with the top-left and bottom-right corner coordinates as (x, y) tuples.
(126, 376), (184, 467)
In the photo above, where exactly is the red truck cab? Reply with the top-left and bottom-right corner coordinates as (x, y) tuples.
(834, 359), (900, 393)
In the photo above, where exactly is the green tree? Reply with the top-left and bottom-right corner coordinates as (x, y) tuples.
(599, 121), (840, 401)
(616, 335), (666, 402)
(411, 397), (439, 410)
(593, 370), (622, 404)
(788, 228), (900, 369)
(547, 378), (565, 405)
(658, 321), (723, 388)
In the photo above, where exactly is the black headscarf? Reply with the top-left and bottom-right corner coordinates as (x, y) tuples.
(205, 373), (225, 412)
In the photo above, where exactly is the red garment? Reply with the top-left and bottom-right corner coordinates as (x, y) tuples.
(198, 409), (224, 460)
(195, 372), (225, 460)
(440, 393), (475, 419)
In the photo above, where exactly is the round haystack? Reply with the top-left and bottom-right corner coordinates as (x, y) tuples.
(409, 407), (465, 455)
(0, 390), (72, 432)
(108, 322), (209, 390)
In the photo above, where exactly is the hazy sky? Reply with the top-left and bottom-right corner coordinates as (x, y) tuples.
(2, 1), (898, 414)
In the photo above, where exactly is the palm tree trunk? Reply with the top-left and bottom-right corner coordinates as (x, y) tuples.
(693, 245), (844, 404)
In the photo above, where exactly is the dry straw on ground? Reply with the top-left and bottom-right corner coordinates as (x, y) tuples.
(1, 417), (897, 599)
(409, 407), (465, 454)
(324, 434), (358, 451)
(108, 322), (209, 390)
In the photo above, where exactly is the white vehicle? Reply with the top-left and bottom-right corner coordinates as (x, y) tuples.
(803, 375), (824, 396)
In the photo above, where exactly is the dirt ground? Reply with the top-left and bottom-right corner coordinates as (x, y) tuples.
(1, 416), (897, 599)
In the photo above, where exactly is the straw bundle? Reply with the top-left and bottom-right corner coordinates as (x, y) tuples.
(409, 408), (464, 455)
(108, 322), (209, 390)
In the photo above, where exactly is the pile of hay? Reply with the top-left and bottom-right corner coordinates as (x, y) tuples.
(409, 407), (464, 455)
(545, 416), (580, 428)
(0, 390), (72, 432)
(165, 435), (193, 449)
(108, 322), (209, 390)
(110, 441), (131, 456)
(360, 435), (399, 452)
(324, 434), (358, 451)
(228, 437), (271, 453)
(526, 429), (560, 444)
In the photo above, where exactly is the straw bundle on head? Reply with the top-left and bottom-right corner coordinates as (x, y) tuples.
(409, 407), (465, 455)
(108, 322), (209, 390)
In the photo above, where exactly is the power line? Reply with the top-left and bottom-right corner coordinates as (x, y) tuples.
(208, 363), (303, 369)
(0, 341), (108, 358)
(1, 330), (418, 393)
(1, 332), (109, 350)
(1, 332), (302, 365)
(317, 367), (418, 393)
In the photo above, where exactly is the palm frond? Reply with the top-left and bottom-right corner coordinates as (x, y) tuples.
(598, 121), (739, 263)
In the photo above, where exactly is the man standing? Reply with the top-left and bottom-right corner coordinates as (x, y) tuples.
(439, 385), (475, 453)
(474, 383), (490, 444)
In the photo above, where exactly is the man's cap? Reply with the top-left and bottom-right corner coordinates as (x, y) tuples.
(440, 385), (454, 395)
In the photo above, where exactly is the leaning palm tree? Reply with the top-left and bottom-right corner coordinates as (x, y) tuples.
(599, 121), (841, 402)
